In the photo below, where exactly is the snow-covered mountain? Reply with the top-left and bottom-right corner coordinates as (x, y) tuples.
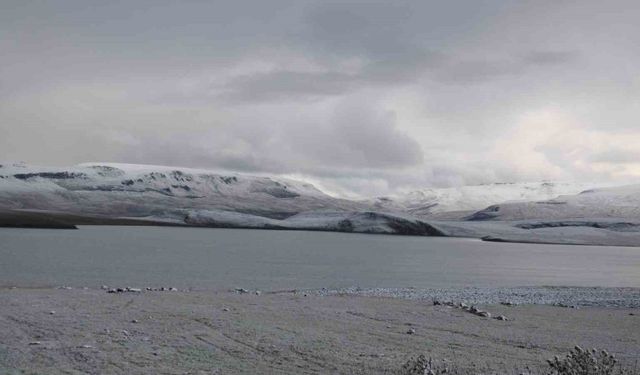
(2, 162), (638, 244)
(467, 184), (640, 221)
(371, 182), (605, 217)
(0, 162), (447, 236)
(0, 162), (365, 221)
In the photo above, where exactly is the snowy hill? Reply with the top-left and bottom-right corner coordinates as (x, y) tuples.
(0, 162), (447, 236)
(467, 184), (640, 221)
(371, 182), (604, 217)
(0, 162), (364, 221)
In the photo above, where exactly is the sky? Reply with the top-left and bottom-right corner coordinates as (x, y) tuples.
(1, 0), (639, 197)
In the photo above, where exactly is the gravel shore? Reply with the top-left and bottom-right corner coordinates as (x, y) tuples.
(1, 287), (638, 374)
(311, 286), (640, 308)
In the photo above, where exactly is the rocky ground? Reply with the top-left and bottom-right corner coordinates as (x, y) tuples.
(1, 287), (638, 374)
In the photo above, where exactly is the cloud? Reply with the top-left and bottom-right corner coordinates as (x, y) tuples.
(1, 0), (640, 197)
(286, 100), (424, 170)
(589, 149), (640, 164)
(523, 51), (580, 66)
(218, 71), (358, 102)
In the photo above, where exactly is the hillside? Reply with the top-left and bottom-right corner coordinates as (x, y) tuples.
(467, 184), (640, 221)
(0, 162), (363, 221)
(371, 182), (604, 218)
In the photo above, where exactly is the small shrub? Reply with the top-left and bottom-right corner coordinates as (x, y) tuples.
(547, 346), (621, 375)
(395, 347), (638, 375)
(399, 355), (450, 375)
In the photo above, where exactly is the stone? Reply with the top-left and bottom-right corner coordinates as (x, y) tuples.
(495, 315), (508, 321)
(406, 328), (416, 335)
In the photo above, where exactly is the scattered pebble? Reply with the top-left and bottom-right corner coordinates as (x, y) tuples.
(222, 308), (230, 312)
(434, 302), (500, 320)
(28, 341), (41, 346)
(131, 319), (139, 324)
(406, 328), (416, 335)
(48, 311), (56, 315)
(106, 287), (144, 294)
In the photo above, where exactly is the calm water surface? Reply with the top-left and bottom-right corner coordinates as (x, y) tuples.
(1, 226), (638, 290)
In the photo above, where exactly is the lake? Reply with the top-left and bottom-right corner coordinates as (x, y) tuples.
(1, 226), (639, 290)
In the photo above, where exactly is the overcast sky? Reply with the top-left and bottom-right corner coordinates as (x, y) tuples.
(2, 0), (639, 197)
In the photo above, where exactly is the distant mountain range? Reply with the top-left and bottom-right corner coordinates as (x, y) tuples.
(1, 162), (639, 246)
(370, 181), (607, 218)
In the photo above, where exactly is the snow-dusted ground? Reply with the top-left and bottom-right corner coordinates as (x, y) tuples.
(186, 209), (444, 235)
(1, 162), (639, 245)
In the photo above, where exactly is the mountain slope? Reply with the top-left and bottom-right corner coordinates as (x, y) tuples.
(371, 182), (603, 217)
(0, 162), (365, 220)
(467, 184), (640, 221)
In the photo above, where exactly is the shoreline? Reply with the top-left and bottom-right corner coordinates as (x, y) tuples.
(3, 285), (639, 308)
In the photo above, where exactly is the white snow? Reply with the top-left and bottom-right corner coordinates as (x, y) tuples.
(371, 182), (614, 217)
(468, 184), (640, 221)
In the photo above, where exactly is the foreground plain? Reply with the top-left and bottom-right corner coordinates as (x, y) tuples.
(1, 288), (638, 374)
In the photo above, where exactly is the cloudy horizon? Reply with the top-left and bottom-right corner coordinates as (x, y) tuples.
(2, 0), (640, 197)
